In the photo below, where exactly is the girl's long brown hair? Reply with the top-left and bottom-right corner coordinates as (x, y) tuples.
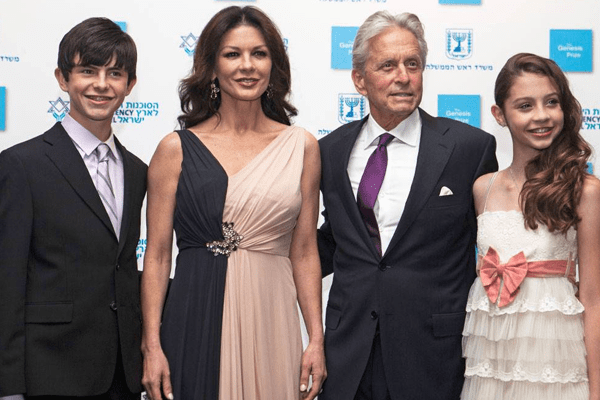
(495, 53), (591, 233)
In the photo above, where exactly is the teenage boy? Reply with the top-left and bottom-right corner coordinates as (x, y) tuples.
(0, 17), (147, 400)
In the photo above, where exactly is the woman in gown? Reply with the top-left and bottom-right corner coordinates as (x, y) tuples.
(140, 6), (326, 400)
(461, 53), (600, 400)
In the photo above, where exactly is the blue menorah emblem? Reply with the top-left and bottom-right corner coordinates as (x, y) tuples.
(339, 94), (366, 124)
(446, 29), (473, 60)
(345, 97), (360, 118)
(452, 32), (467, 53)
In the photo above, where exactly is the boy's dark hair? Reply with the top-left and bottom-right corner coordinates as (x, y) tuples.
(57, 17), (137, 84)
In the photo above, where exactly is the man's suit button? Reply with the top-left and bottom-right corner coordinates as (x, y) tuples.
(378, 264), (387, 271)
(109, 301), (118, 311)
(115, 264), (120, 271)
(371, 311), (378, 320)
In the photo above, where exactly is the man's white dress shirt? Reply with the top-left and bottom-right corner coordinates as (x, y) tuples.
(347, 109), (422, 254)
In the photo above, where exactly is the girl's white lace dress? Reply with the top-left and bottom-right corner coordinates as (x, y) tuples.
(461, 181), (589, 399)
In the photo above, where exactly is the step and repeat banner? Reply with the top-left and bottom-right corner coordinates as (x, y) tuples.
(1, 0), (598, 345)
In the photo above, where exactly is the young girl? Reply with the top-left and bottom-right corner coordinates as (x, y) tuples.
(462, 53), (600, 399)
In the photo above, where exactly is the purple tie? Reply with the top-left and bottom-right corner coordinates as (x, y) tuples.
(357, 133), (394, 255)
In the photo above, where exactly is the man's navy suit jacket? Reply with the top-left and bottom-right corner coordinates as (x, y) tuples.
(318, 109), (498, 400)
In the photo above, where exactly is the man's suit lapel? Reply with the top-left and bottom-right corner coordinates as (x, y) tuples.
(330, 116), (381, 259)
(44, 123), (118, 241)
(384, 110), (455, 256)
(116, 138), (137, 254)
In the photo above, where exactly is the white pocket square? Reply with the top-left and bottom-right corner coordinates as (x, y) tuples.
(439, 186), (454, 196)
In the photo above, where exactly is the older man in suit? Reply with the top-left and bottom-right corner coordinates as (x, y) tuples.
(318, 11), (498, 400)
(0, 18), (147, 399)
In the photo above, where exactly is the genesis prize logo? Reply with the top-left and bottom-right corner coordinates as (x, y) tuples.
(331, 27), (358, 70)
(114, 21), (127, 31)
(440, 0), (480, 3)
(0, 87), (6, 131)
(438, 94), (481, 128)
(550, 29), (593, 72)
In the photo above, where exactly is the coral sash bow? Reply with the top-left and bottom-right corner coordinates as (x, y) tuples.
(480, 247), (528, 307)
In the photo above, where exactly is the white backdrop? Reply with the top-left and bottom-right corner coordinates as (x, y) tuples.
(1, 0), (598, 349)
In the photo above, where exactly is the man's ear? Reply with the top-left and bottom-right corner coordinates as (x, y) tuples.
(352, 69), (367, 97)
(55, 68), (69, 92)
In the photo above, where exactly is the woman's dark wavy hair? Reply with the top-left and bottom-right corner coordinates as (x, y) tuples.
(495, 53), (591, 233)
(177, 6), (297, 129)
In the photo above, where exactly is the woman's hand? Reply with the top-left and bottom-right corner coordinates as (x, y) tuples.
(299, 341), (327, 400)
(142, 347), (173, 400)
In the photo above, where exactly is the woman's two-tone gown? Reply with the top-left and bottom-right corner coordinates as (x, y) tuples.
(160, 127), (307, 399)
